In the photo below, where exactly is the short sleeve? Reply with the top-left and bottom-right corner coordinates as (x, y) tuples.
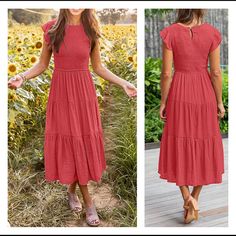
(160, 27), (172, 50)
(41, 20), (55, 45)
(210, 28), (222, 52)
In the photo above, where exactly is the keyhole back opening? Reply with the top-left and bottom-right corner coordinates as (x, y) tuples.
(189, 28), (194, 39)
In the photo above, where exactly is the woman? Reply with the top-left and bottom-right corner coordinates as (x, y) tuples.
(158, 9), (225, 224)
(8, 9), (137, 227)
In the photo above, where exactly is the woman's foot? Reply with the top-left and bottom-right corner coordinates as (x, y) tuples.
(85, 202), (100, 227)
(184, 196), (199, 224)
(67, 191), (82, 213)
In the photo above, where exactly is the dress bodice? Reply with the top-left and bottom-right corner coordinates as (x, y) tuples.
(42, 19), (91, 71)
(160, 23), (222, 72)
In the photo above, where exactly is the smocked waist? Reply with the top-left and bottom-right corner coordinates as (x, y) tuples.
(53, 57), (89, 71)
(174, 67), (209, 73)
(54, 67), (89, 72)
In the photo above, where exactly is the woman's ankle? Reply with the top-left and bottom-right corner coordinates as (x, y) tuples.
(84, 198), (93, 208)
(191, 193), (199, 201)
(184, 194), (192, 202)
(67, 183), (77, 194)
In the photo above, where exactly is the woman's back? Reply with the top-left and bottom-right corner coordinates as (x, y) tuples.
(160, 23), (221, 72)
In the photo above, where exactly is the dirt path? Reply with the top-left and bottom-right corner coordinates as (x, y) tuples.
(66, 183), (119, 227)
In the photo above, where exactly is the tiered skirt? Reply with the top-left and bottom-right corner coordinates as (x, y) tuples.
(158, 70), (224, 186)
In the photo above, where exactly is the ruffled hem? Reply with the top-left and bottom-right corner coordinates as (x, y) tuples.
(44, 132), (106, 185)
(158, 171), (224, 187)
(158, 134), (224, 186)
(45, 172), (105, 186)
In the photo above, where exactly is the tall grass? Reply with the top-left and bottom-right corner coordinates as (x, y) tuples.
(102, 83), (137, 226)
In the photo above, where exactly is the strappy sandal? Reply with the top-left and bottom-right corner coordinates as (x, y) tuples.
(67, 192), (82, 213)
(184, 196), (199, 224)
(86, 203), (100, 227)
(183, 204), (189, 219)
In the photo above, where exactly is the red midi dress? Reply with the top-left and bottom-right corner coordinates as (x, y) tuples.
(158, 23), (224, 186)
(42, 19), (106, 185)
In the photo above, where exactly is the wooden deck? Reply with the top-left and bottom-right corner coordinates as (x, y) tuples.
(145, 138), (228, 227)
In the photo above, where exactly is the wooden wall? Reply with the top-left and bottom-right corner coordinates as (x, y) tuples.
(145, 9), (228, 65)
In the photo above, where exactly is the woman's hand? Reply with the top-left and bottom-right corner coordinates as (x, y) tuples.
(122, 81), (137, 98)
(8, 74), (24, 89)
(159, 103), (167, 121)
(217, 103), (225, 119)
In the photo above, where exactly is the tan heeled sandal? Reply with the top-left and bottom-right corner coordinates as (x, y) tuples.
(183, 204), (189, 219)
(184, 196), (199, 224)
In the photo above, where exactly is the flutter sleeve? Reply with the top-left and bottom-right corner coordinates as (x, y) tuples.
(210, 28), (222, 52)
(160, 27), (172, 50)
(41, 21), (53, 45)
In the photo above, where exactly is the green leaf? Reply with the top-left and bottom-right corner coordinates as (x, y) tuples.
(16, 88), (34, 101)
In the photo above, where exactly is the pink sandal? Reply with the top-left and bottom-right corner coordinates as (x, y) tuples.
(86, 203), (100, 227)
(67, 192), (82, 213)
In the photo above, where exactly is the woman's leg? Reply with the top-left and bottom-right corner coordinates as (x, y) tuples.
(180, 186), (200, 223)
(67, 182), (82, 212)
(180, 186), (191, 201)
(179, 186), (191, 219)
(191, 185), (203, 201)
(67, 181), (77, 193)
(79, 184), (93, 207)
(79, 184), (100, 226)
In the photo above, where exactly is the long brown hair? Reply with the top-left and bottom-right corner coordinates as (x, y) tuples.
(48, 9), (101, 53)
(176, 9), (206, 24)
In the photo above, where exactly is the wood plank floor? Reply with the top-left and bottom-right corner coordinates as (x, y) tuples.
(145, 138), (228, 227)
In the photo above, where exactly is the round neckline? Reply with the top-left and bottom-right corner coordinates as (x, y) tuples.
(66, 23), (82, 27)
(175, 22), (207, 29)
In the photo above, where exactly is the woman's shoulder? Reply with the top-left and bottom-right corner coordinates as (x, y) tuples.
(160, 23), (177, 32)
(203, 23), (221, 34)
(42, 18), (57, 32)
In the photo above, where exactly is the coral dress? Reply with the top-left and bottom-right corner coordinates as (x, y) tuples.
(42, 19), (106, 185)
(158, 23), (224, 186)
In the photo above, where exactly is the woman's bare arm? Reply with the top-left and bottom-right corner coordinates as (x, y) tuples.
(209, 46), (223, 104)
(159, 43), (173, 120)
(23, 43), (52, 79)
(8, 41), (52, 89)
(90, 40), (136, 97)
(209, 46), (225, 118)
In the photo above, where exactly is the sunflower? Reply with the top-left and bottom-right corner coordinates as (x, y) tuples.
(24, 37), (29, 43)
(132, 63), (137, 70)
(16, 47), (22, 53)
(8, 63), (17, 74)
(121, 44), (126, 50)
(128, 56), (133, 62)
(30, 56), (38, 64)
(35, 41), (43, 49)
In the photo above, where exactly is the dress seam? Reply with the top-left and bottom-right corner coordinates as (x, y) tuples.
(167, 98), (216, 106)
(162, 134), (221, 141)
(45, 131), (103, 138)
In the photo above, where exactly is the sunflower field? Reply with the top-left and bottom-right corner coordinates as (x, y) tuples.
(8, 22), (137, 227)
